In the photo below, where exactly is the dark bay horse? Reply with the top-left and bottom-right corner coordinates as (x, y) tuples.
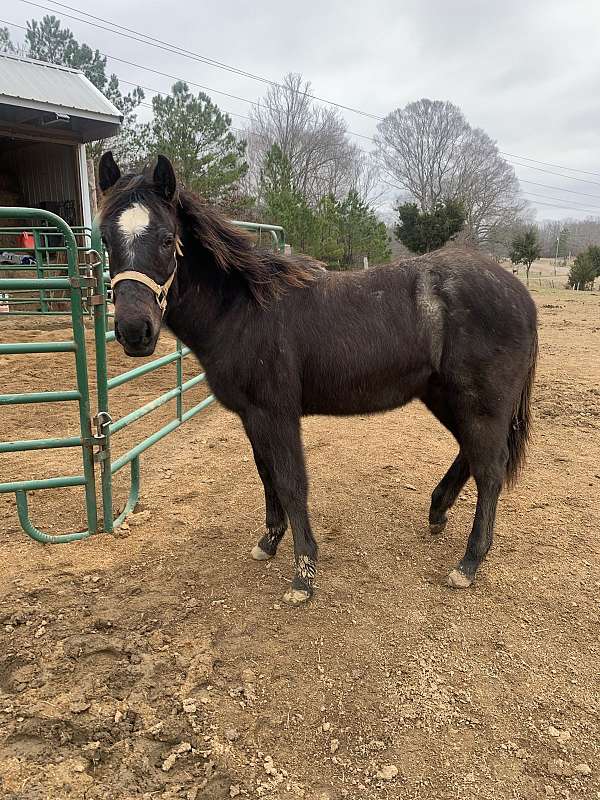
(98, 152), (538, 606)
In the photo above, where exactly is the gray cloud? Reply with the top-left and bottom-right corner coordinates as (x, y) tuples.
(8, 0), (600, 219)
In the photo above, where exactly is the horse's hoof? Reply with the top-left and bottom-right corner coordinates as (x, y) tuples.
(447, 568), (473, 589)
(429, 521), (447, 535)
(282, 588), (311, 606)
(251, 544), (272, 561)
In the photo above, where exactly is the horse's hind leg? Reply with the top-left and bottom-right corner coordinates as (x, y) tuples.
(429, 451), (470, 534)
(250, 448), (287, 561)
(422, 391), (470, 534)
(448, 420), (508, 588)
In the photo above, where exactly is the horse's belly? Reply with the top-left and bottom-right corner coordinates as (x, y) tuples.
(301, 367), (429, 416)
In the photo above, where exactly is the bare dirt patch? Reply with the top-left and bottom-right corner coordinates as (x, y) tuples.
(0, 287), (599, 799)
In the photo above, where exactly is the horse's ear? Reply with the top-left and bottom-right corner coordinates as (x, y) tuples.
(153, 155), (177, 202)
(98, 151), (121, 192)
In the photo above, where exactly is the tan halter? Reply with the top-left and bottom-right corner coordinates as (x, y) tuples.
(111, 237), (183, 315)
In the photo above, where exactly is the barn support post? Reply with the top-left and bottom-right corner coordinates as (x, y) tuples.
(78, 144), (93, 230)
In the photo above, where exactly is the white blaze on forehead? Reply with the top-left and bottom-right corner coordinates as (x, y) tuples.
(117, 203), (150, 240)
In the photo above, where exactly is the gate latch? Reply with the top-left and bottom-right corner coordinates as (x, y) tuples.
(69, 276), (97, 289)
(92, 411), (112, 462)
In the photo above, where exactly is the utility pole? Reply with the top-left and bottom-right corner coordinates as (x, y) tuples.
(554, 235), (559, 276)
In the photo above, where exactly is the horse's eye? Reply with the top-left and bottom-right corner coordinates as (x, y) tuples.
(163, 235), (175, 249)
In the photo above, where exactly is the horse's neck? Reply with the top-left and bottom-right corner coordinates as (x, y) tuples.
(166, 253), (248, 358)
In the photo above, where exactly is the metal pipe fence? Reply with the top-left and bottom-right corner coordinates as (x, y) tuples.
(0, 207), (285, 543)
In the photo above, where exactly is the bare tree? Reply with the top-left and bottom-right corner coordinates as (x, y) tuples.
(246, 73), (359, 205)
(375, 99), (468, 211)
(348, 149), (387, 207)
(452, 128), (526, 244)
(537, 217), (600, 258)
(375, 99), (526, 245)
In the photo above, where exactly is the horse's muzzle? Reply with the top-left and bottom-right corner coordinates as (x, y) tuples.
(114, 317), (158, 357)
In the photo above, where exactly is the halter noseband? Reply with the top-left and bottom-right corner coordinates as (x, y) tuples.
(111, 237), (183, 315)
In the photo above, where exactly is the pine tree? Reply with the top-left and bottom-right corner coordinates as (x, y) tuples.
(510, 228), (542, 286)
(144, 82), (247, 205)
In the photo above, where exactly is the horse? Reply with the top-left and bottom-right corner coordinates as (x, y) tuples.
(98, 152), (538, 606)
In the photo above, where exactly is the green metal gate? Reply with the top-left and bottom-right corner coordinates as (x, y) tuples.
(0, 207), (285, 543)
(0, 208), (98, 542)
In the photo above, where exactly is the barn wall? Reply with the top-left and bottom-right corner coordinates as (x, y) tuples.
(0, 139), (83, 225)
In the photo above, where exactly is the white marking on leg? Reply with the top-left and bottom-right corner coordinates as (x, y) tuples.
(296, 555), (316, 583)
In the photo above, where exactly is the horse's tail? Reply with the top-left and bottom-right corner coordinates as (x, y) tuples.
(506, 328), (538, 487)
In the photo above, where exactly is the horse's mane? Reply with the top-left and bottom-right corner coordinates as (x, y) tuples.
(100, 172), (317, 306)
(177, 190), (317, 305)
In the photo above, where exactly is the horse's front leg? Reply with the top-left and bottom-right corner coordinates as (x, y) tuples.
(250, 447), (288, 560)
(243, 410), (317, 606)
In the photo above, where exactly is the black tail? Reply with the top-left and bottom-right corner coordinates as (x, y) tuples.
(506, 329), (538, 487)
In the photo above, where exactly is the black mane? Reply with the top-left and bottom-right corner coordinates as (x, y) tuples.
(101, 173), (317, 305)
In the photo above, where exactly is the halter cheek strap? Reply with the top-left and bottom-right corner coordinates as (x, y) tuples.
(111, 237), (183, 315)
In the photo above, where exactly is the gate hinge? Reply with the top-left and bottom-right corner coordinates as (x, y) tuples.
(90, 294), (105, 306)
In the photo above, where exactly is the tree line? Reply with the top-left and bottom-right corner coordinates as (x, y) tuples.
(5, 15), (596, 275)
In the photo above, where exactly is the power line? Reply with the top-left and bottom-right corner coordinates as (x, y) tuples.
(499, 151), (600, 179)
(382, 179), (600, 217)
(5, 14), (600, 217)
(7, 10), (600, 182)
(518, 179), (600, 201)
(508, 160), (600, 188)
(522, 191), (600, 210)
(521, 193), (600, 215)
(16, 0), (383, 120)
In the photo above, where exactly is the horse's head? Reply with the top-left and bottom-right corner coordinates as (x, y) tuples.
(98, 152), (180, 357)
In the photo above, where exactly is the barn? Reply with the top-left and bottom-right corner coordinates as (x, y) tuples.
(0, 51), (122, 228)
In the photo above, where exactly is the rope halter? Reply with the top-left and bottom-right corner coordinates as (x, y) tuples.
(111, 237), (183, 315)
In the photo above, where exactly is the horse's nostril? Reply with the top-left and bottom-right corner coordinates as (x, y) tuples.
(116, 318), (151, 348)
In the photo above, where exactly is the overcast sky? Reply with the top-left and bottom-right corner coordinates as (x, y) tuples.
(6, 0), (600, 220)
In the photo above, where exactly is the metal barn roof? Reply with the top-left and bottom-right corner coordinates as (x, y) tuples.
(0, 53), (122, 142)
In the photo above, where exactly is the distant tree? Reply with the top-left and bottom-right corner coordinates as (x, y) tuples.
(510, 228), (542, 285)
(395, 199), (465, 254)
(585, 244), (600, 276)
(261, 144), (319, 253)
(568, 253), (596, 289)
(568, 246), (600, 289)
(141, 81), (247, 205)
(333, 190), (391, 268)
(247, 73), (358, 205)
(260, 145), (390, 267)
(0, 26), (16, 53)
(375, 99), (525, 244)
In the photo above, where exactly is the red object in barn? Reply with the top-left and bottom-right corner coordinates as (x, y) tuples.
(19, 232), (35, 249)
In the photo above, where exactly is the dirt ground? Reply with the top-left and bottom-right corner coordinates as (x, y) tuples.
(0, 282), (599, 800)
